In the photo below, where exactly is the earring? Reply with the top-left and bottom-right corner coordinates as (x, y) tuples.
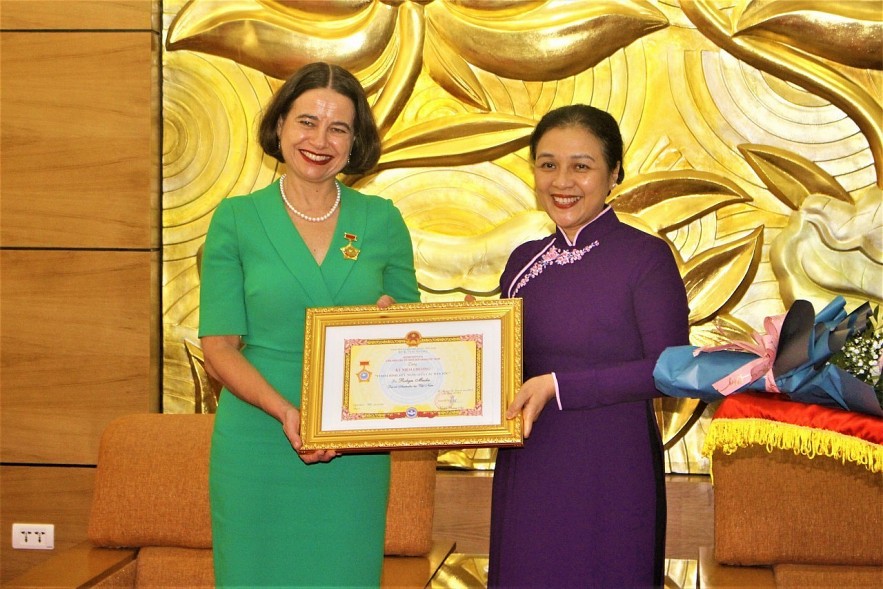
(278, 139), (282, 151)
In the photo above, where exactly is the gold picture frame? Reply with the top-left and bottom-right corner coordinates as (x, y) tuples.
(300, 299), (523, 451)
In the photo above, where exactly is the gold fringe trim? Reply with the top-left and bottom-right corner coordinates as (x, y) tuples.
(701, 418), (883, 480)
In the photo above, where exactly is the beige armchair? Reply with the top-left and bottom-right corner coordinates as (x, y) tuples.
(9, 413), (454, 588)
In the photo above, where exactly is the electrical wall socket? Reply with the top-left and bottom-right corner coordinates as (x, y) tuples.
(12, 523), (54, 550)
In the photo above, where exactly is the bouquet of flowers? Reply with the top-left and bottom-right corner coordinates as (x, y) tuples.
(653, 296), (883, 417)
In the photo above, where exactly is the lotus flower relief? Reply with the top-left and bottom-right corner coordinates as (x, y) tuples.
(165, 0), (786, 458)
(165, 0), (673, 292)
(682, 0), (883, 184)
(165, 0), (765, 448)
(166, 0), (669, 140)
(772, 188), (882, 308)
(733, 0), (883, 70)
(740, 144), (883, 310)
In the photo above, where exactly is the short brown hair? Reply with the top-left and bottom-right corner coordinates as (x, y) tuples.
(258, 62), (381, 175)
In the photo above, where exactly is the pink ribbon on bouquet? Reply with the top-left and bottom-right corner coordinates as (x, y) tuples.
(693, 313), (787, 396)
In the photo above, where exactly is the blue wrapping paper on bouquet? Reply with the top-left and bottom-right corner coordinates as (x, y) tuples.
(653, 296), (883, 417)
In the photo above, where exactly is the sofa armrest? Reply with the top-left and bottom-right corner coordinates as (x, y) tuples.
(698, 546), (775, 588)
(6, 540), (136, 588)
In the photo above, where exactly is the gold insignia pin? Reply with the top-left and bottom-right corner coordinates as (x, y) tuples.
(341, 232), (360, 260)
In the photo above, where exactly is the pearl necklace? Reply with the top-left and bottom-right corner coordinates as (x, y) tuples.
(279, 175), (341, 222)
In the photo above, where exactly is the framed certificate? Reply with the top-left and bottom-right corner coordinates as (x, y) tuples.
(300, 299), (523, 451)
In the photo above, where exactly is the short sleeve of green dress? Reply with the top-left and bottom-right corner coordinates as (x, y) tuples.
(198, 181), (419, 587)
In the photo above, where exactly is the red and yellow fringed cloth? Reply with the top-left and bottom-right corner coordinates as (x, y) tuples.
(701, 392), (883, 475)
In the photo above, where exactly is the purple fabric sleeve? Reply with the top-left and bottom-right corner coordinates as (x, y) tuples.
(556, 241), (690, 410)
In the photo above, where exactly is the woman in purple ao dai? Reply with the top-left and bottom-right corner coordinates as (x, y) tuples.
(488, 105), (690, 588)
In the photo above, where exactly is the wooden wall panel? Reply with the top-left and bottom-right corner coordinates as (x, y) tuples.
(432, 471), (714, 560)
(0, 250), (159, 464)
(0, 466), (95, 582)
(0, 31), (158, 249)
(0, 0), (155, 30)
(0, 2), (160, 582)
(665, 475), (715, 560)
(432, 470), (494, 554)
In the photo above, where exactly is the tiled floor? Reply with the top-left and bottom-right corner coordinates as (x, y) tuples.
(431, 554), (698, 588)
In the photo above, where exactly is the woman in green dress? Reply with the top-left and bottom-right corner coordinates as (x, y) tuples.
(199, 62), (419, 588)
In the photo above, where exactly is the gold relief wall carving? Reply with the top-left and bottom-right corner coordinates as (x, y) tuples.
(161, 0), (883, 473)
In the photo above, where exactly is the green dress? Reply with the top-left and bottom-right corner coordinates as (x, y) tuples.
(198, 181), (419, 588)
